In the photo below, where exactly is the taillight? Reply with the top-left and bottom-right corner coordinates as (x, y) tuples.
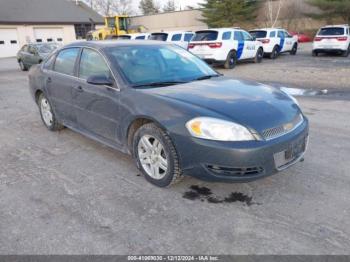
(188, 43), (195, 49)
(337, 36), (348, 41)
(208, 42), (222, 48)
(314, 37), (322, 41)
(259, 39), (270, 44)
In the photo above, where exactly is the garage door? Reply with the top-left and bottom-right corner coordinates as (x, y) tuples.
(0, 28), (20, 58)
(34, 28), (64, 43)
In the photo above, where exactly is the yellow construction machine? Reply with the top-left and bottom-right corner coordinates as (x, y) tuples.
(86, 15), (141, 40)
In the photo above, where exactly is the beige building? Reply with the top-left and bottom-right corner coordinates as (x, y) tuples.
(131, 9), (208, 32)
(0, 0), (103, 58)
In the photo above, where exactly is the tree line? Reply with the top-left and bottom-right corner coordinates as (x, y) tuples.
(84, 0), (350, 26)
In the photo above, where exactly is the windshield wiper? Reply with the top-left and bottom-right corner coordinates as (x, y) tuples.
(132, 81), (188, 88)
(194, 74), (222, 81)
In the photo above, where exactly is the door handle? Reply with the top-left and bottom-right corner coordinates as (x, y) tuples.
(75, 86), (84, 92)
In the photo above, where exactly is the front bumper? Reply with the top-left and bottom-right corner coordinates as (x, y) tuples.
(172, 118), (309, 182)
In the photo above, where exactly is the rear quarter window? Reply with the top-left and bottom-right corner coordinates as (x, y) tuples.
(193, 31), (218, 41)
(184, 33), (194, 42)
(222, 31), (232, 40)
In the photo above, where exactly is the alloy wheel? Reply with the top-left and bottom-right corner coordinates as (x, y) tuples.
(137, 135), (168, 180)
(40, 97), (53, 127)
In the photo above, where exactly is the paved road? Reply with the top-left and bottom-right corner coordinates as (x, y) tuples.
(0, 56), (349, 254)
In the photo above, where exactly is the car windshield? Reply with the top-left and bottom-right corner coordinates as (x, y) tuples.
(192, 31), (218, 41)
(38, 44), (58, 53)
(105, 45), (218, 87)
(149, 33), (168, 41)
(318, 27), (345, 36)
(249, 30), (267, 38)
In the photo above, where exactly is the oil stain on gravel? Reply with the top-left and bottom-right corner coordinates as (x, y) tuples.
(183, 185), (259, 206)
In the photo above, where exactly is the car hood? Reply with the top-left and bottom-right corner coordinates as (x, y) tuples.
(144, 77), (301, 133)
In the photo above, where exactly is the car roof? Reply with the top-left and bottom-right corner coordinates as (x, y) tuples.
(64, 40), (171, 50)
(250, 28), (284, 31)
(196, 28), (238, 32)
(323, 24), (349, 28)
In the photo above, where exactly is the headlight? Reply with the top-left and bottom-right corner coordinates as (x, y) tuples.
(186, 117), (255, 141)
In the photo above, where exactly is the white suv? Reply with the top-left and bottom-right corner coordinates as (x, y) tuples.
(312, 25), (350, 57)
(149, 31), (195, 49)
(249, 28), (298, 59)
(189, 28), (264, 69)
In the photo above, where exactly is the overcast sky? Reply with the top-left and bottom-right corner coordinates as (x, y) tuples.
(131, 0), (204, 13)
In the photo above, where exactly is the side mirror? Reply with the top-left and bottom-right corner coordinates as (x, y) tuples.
(87, 75), (114, 86)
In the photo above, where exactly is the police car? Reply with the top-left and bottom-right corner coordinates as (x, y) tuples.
(189, 28), (264, 69)
(312, 24), (350, 57)
(149, 31), (195, 49)
(249, 28), (298, 59)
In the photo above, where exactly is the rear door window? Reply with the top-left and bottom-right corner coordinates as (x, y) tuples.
(171, 34), (182, 41)
(79, 48), (111, 80)
(270, 31), (276, 37)
(192, 31), (218, 41)
(149, 33), (168, 41)
(318, 27), (345, 36)
(234, 31), (244, 41)
(136, 35), (146, 40)
(249, 31), (267, 38)
(222, 31), (232, 40)
(53, 48), (80, 76)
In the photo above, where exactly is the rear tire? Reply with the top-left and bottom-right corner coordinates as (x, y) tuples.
(254, 48), (264, 63)
(38, 93), (64, 131)
(270, 46), (279, 59)
(290, 43), (298, 55)
(133, 123), (183, 187)
(224, 50), (237, 69)
(312, 50), (318, 57)
(19, 60), (28, 71)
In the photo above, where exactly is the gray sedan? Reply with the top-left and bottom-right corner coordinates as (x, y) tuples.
(17, 43), (59, 71)
(28, 41), (309, 187)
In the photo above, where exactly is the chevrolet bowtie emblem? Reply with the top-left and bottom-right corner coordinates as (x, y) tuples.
(284, 122), (294, 131)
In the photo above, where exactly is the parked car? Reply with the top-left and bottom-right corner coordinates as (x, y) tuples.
(312, 24), (350, 57)
(17, 43), (59, 71)
(289, 31), (312, 43)
(28, 41), (309, 187)
(189, 28), (264, 69)
(249, 28), (298, 59)
(149, 31), (195, 49)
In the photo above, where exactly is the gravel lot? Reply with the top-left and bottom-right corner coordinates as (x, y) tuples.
(219, 43), (350, 92)
(0, 47), (350, 255)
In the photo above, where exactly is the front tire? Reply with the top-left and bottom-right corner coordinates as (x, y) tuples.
(224, 50), (237, 69)
(38, 93), (63, 131)
(254, 48), (264, 63)
(133, 123), (183, 187)
(290, 43), (298, 55)
(312, 50), (318, 57)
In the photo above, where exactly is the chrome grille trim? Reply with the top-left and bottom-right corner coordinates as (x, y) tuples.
(262, 114), (304, 140)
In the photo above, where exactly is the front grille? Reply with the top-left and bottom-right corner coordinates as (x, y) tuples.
(262, 114), (303, 140)
(207, 165), (264, 177)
